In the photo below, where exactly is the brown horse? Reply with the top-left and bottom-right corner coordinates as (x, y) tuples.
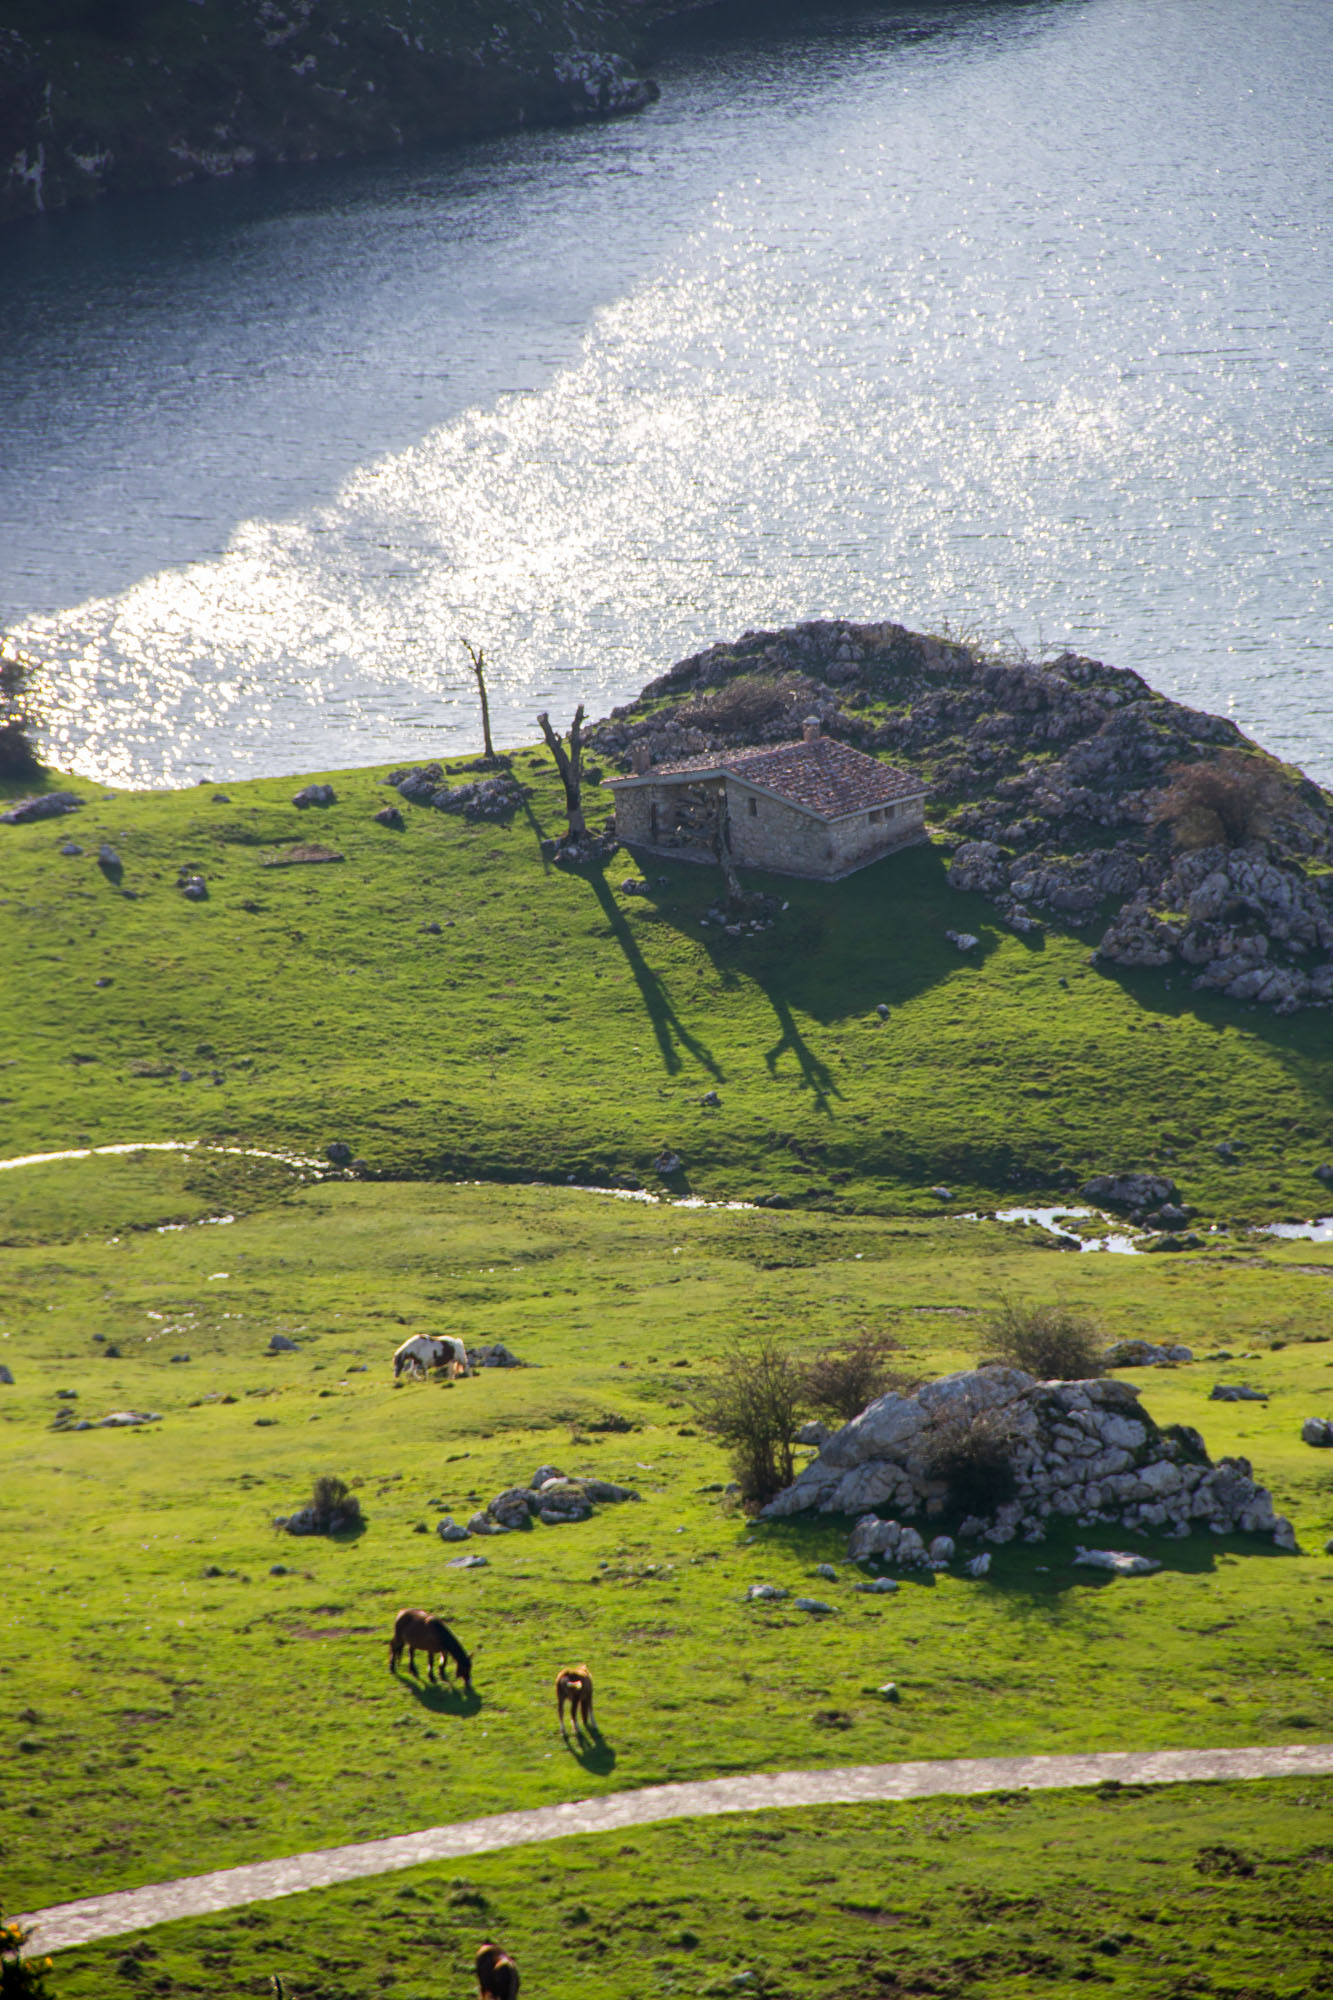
(555, 1663), (595, 1740)
(475, 1941), (519, 2000)
(388, 1608), (473, 1688)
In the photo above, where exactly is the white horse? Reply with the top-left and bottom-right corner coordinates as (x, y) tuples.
(392, 1334), (470, 1380)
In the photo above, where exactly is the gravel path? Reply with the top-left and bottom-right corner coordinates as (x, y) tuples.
(22, 1742), (1333, 1954)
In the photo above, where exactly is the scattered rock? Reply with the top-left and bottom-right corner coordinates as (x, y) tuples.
(746, 1583), (788, 1602)
(447, 1553), (489, 1569)
(793, 1597), (835, 1614)
(374, 806), (405, 829)
(180, 875), (208, 900)
(269, 1564), (290, 1576)
(1072, 1547), (1161, 1576)
(98, 843), (122, 876)
(964, 1552), (992, 1578)
(1209, 1383), (1267, 1402)
(874, 1001), (890, 1018)
(1082, 1173), (1178, 1213)
(1, 790), (83, 823)
(99, 1410), (162, 1427)
(945, 930), (979, 952)
(292, 784), (336, 808)
(701, 1090), (721, 1107)
(928, 1535), (955, 1564)
(0, 1365), (13, 1384)
(653, 1149), (683, 1175)
(262, 843), (344, 867)
(436, 1517), (471, 1542)
(928, 1186), (953, 1202)
(325, 1141), (353, 1166)
(813, 1562), (839, 1581)
(1315, 1164), (1333, 1185)
(854, 1576), (899, 1594)
(60, 841), (83, 855)
(212, 793), (231, 803)
(56, 1387), (78, 1399)
(471, 1341), (523, 1368)
(1301, 1418), (1333, 1448)
(267, 1333), (300, 1353)
(169, 1354), (191, 1363)
(879, 1681), (901, 1701)
(1104, 1340), (1194, 1367)
(387, 764), (524, 823)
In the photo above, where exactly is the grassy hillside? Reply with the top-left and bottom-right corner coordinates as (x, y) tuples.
(3, 1166), (1332, 1928)
(1, 757), (1330, 1220)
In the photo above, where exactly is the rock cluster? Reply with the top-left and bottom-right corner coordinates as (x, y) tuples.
(0, 790), (82, 823)
(760, 1366), (1295, 1551)
(588, 618), (1332, 1011)
(1102, 1340), (1194, 1367)
(1301, 1418), (1333, 1448)
(444, 1464), (640, 1540)
(386, 764), (525, 823)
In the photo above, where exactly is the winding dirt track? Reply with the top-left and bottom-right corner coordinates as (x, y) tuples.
(22, 1743), (1333, 1954)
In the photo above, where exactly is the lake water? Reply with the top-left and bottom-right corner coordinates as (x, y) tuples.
(1, 0), (1329, 788)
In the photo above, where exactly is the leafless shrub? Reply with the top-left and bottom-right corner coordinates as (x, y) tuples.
(920, 1405), (1019, 1517)
(684, 676), (797, 733)
(982, 1298), (1104, 1381)
(692, 1340), (803, 1505)
(801, 1330), (906, 1425)
(309, 1475), (363, 1534)
(1148, 749), (1290, 851)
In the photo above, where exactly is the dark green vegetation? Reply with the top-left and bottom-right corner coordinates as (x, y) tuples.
(3, 1167), (1332, 1933)
(1, 756), (1330, 1217)
(0, 0), (667, 225)
(48, 1783), (1333, 1999)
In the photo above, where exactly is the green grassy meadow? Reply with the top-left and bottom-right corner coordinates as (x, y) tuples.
(4, 754), (1333, 1996)
(3, 1162), (1333, 1996)
(1, 758), (1330, 1218)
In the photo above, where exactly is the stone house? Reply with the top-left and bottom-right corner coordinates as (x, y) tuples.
(603, 718), (928, 881)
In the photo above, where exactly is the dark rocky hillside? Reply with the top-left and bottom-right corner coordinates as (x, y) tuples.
(0, 0), (676, 222)
(589, 619), (1333, 1012)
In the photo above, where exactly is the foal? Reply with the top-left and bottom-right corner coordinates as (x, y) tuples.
(555, 1663), (595, 1741)
(388, 1608), (473, 1689)
(475, 1941), (520, 1999)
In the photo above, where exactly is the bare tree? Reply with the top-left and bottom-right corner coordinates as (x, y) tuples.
(461, 638), (496, 762)
(537, 704), (587, 840)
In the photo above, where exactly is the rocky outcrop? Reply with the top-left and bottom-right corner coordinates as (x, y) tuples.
(760, 1365), (1295, 1550)
(588, 618), (1333, 1011)
(386, 763), (525, 823)
(0, 2), (663, 225)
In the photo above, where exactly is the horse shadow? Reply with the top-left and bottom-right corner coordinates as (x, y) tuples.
(394, 1669), (482, 1718)
(562, 1726), (616, 1776)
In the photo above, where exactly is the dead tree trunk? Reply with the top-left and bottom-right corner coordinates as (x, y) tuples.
(461, 639), (496, 762)
(537, 704), (587, 840)
(711, 788), (742, 901)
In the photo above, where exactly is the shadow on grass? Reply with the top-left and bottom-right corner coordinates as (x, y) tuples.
(584, 870), (723, 1080)
(751, 1511), (1293, 1608)
(562, 1726), (616, 1775)
(393, 1668), (482, 1718)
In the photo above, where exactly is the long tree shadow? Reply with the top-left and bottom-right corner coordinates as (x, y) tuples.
(763, 992), (842, 1113)
(584, 870), (723, 1080)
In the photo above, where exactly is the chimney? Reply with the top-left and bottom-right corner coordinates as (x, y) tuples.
(632, 742), (651, 774)
(802, 715), (822, 744)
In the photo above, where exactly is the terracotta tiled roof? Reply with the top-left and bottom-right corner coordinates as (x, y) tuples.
(606, 737), (926, 821)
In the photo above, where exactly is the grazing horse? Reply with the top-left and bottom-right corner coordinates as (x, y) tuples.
(388, 1608), (473, 1688)
(392, 1334), (469, 1380)
(475, 1942), (520, 2000)
(555, 1663), (595, 1740)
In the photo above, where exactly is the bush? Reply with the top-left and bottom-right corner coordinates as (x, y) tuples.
(0, 646), (41, 782)
(921, 1405), (1019, 1518)
(684, 676), (797, 734)
(983, 1298), (1103, 1381)
(1, 1913), (54, 1999)
(1148, 749), (1289, 851)
(308, 1475), (363, 1534)
(692, 1340), (803, 1506)
(801, 1330), (906, 1425)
